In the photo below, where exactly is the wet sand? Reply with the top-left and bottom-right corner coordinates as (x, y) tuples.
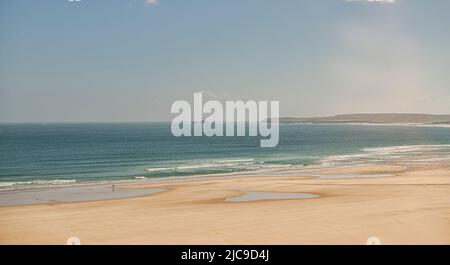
(0, 162), (449, 244)
(0, 184), (165, 206)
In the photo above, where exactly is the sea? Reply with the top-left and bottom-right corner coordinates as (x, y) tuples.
(1, 123), (450, 190)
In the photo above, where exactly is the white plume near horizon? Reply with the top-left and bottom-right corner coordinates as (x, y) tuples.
(318, 15), (437, 114)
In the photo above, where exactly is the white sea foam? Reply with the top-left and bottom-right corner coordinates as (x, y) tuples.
(363, 144), (450, 154)
(216, 159), (255, 163)
(319, 144), (450, 166)
(146, 167), (172, 172)
(0, 182), (31, 187)
(146, 159), (257, 173)
(0, 179), (77, 190)
(32, 179), (77, 185)
(176, 164), (221, 170)
(322, 153), (372, 162)
(417, 124), (450, 128)
(259, 164), (294, 168)
(411, 156), (450, 162)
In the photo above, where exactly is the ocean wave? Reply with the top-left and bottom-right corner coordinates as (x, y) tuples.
(362, 144), (450, 154)
(176, 164), (219, 170)
(258, 164), (294, 168)
(0, 181), (33, 187)
(416, 124), (450, 128)
(321, 153), (372, 162)
(0, 179), (77, 189)
(146, 167), (172, 172)
(137, 144), (450, 180)
(145, 159), (257, 173)
(412, 156), (450, 162)
(321, 144), (450, 165)
(216, 159), (255, 163)
(176, 162), (254, 170)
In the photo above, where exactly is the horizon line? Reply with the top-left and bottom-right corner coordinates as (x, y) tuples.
(2, 112), (450, 124)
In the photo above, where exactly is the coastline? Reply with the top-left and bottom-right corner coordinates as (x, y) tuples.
(1, 160), (449, 244)
(279, 122), (450, 128)
(2, 141), (450, 192)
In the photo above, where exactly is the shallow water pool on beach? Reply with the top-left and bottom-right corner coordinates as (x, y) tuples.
(225, 191), (320, 202)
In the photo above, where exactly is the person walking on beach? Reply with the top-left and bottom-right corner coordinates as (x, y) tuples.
(112, 184), (115, 192)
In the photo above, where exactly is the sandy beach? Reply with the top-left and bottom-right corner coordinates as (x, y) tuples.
(0, 161), (449, 245)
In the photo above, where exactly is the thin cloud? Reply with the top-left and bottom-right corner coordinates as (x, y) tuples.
(145, 0), (159, 5)
(346, 0), (397, 3)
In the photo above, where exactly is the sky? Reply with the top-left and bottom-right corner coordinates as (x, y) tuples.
(0, 0), (449, 122)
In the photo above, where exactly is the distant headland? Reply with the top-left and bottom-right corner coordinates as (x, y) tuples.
(267, 113), (450, 125)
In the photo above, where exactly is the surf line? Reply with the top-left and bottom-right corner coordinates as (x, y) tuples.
(171, 92), (279, 147)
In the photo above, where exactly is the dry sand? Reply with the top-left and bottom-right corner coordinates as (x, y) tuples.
(0, 162), (449, 244)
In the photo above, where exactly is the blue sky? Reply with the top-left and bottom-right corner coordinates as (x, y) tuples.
(1, 0), (449, 122)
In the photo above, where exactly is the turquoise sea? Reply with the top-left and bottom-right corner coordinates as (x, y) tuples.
(1, 123), (450, 189)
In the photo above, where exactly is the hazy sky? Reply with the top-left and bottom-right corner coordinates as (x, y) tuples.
(0, 0), (449, 122)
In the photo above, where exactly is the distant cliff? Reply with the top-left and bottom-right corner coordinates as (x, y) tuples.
(268, 114), (450, 125)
